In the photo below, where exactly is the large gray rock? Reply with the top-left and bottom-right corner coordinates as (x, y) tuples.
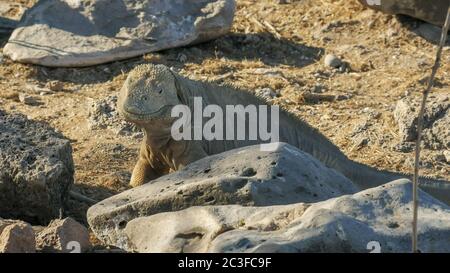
(0, 110), (74, 224)
(393, 95), (449, 149)
(357, 0), (449, 26)
(88, 143), (358, 248)
(4, 0), (236, 67)
(123, 179), (450, 253)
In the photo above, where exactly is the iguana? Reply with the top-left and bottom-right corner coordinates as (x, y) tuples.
(117, 64), (450, 205)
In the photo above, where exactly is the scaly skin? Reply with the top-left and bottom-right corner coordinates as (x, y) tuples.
(118, 64), (450, 205)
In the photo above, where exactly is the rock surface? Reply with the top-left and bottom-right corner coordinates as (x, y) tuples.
(4, 0), (236, 67)
(36, 217), (91, 253)
(0, 219), (36, 253)
(0, 110), (74, 224)
(393, 95), (449, 149)
(357, 0), (449, 26)
(88, 95), (142, 137)
(122, 179), (450, 253)
(88, 143), (358, 248)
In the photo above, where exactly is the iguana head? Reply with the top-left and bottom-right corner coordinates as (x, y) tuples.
(118, 64), (182, 124)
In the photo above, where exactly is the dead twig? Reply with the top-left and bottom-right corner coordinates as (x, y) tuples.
(263, 20), (282, 40)
(249, 16), (282, 40)
(412, 7), (450, 253)
(69, 190), (98, 205)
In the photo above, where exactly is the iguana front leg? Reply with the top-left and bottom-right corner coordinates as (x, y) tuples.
(129, 142), (167, 187)
(167, 140), (208, 170)
(130, 140), (207, 187)
(129, 158), (159, 187)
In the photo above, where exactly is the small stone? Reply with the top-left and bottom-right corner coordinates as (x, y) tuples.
(386, 27), (398, 38)
(312, 84), (326, 93)
(256, 88), (278, 100)
(393, 142), (414, 153)
(444, 150), (450, 163)
(18, 93), (39, 105)
(338, 62), (349, 73)
(324, 54), (342, 68)
(45, 80), (64, 91)
(335, 94), (351, 101)
(177, 53), (187, 63)
(0, 221), (36, 253)
(36, 217), (91, 253)
(353, 136), (369, 149)
(434, 153), (446, 163)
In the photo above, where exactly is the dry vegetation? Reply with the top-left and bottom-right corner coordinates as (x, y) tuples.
(0, 0), (449, 229)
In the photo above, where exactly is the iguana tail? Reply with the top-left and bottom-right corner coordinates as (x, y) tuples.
(342, 160), (450, 206)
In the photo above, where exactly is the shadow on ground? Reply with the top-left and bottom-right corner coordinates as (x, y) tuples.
(396, 15), (450, 45)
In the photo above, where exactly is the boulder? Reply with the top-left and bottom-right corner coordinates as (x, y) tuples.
(0, 110), (74, 224)
(123, 179), (450, 253)
(357, 0), (449, 26)
(36, 217), (91, 253)
(0, 219), (36, 253)
(88, 142), (358, 248)
(393, 95), (449, 149)
(3, 0), (236, 67)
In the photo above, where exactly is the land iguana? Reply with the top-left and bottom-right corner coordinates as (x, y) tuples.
(117, 64), (450, 205)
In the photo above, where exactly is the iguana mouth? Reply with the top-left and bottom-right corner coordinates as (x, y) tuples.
(122, 105), (174, 121)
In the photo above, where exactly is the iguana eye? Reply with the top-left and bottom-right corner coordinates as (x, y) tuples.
(155, 87), (163, 94)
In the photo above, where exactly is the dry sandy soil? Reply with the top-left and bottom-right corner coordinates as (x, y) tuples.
(0, 0), (449, 244)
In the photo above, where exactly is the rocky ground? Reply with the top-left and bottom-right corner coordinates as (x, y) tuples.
(0, 0), (449, 251)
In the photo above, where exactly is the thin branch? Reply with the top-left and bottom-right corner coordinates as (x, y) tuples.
(412, 7), (450, 253)
(69, 190), (99, 205)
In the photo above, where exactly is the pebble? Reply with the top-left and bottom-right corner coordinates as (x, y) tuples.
(45, 81), (64, 92)
(393, 142), (414, 153)
(18, 93), (39, 105)
(312, 84), (326, 93)
(444, 150), (450, 163)
(434, 153), (446, 163)
(324, 54), (342, 68)
(256, 88), (278, 99)
(177, 53), (187, 63)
